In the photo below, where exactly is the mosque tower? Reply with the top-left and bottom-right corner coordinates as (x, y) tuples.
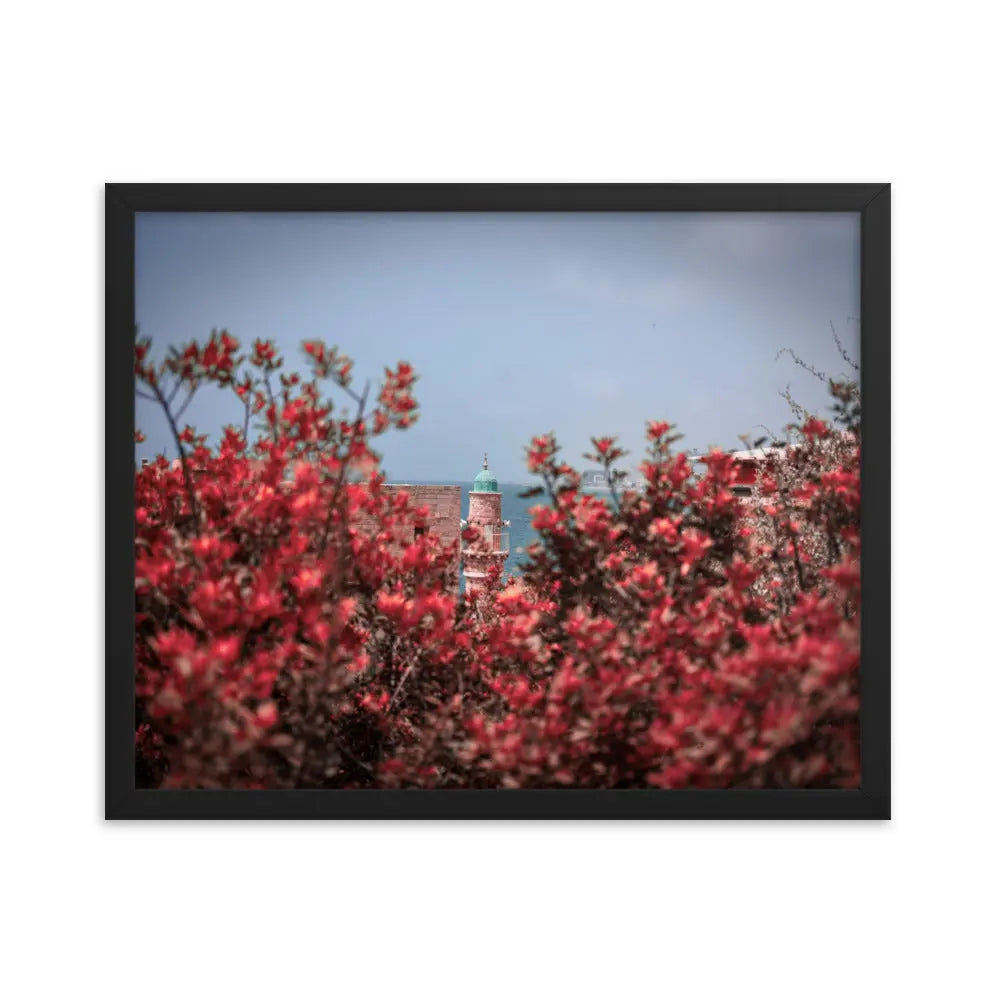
(461, 453), (510, 597)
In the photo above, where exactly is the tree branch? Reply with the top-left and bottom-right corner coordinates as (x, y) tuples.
(149, 376), (201, 526)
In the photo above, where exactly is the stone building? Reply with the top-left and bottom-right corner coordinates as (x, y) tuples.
(366, 483), (463, 588)
(367, 456), (509, 596)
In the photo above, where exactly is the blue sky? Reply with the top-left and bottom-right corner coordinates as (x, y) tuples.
(135, 211), (860, 482)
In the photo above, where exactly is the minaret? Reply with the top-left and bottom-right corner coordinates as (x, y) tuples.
(462, 452), (509, 597)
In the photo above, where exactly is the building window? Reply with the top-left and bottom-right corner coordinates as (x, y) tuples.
(414, 526), (427, 538)
(732, 486), (752, 497)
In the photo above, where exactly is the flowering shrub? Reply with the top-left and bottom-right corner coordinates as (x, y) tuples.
(135, 333), (860, 789)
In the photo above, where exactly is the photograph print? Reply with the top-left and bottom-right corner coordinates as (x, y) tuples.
(113, 185), (888, 817)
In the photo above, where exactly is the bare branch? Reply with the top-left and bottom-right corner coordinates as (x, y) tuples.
(174, 387), (198, 422)
(148, 376), (201, 526)
(830, 321), (860, 372)
(263, 374), (279, 444)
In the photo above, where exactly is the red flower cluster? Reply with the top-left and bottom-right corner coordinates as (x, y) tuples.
(135, 335), (860, 790)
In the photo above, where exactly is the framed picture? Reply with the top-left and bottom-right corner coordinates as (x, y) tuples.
(107, 183), (889, 819)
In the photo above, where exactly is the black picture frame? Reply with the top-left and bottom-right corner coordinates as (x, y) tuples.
(107, 183), (890, 820)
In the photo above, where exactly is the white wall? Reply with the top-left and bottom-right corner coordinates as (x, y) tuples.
(2, 3), (996, 998)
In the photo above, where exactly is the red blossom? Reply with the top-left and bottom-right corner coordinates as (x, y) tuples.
(802, 417), (831, 440)
(134, 334), (859, 791)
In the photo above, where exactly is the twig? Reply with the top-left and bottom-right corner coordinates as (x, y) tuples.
(263, 374), (279, 444)
(166, 374), (185, 407)
(319, 380), (370, 556)
(149, 376), (201, 526)
(389, 659), (418, 710)
(831, 321), (860, 373)
(332, 736), (375, 777)
(174, 387), (198, 422)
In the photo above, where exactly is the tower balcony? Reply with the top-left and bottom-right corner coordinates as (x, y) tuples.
(462, 524), (510, 557)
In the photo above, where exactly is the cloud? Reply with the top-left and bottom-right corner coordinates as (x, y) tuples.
(682, 213), (860, 272)
(549, 261), (702, 310)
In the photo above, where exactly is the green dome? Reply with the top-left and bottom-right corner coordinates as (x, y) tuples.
(472, 453), (499, 492)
